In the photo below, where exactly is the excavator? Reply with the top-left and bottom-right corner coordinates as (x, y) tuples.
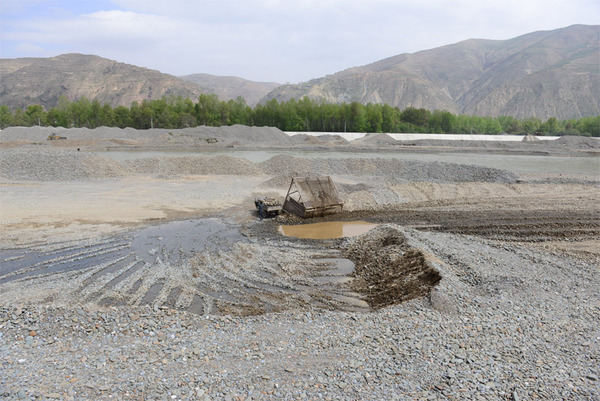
(47, 133), (67, 140)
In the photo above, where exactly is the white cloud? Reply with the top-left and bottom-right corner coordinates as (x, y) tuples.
(2, 0), (598, 82)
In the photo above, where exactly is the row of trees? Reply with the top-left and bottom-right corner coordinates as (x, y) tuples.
(1, 95), (598, 136)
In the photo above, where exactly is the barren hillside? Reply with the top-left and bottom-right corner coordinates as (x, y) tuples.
(263, 25), (600, 119)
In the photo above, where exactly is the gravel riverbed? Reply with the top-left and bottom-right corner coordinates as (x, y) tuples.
(1, 227), (598, 401)
(1, 126), (599, 400)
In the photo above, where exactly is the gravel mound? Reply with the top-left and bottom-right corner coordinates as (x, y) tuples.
(0, 149), (126, 180)
(125, 155), (262, 176)
(290, 134), (348, 145)
(0, 125), (292, 145)
(258, 155), (518, 183)
(352, 133), (398, 145)
(0, 150), (518, 182)
(554, 135), (600, 148)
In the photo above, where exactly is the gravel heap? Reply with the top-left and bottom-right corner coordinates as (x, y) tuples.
(289, 134), (349, 145)
(258, 155), (518, 183)
(0, 149), (126, 181)
(125, 155), (262, 177)
(553, 135), (600, 149)
(352, 133), (399, 145)
(0, 150), (518, 182)
(0, 226), (598, 400)
(410, 135), (600, 152)
(0, 125), (293, 145)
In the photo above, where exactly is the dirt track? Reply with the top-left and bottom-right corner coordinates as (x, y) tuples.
(0, 126), (599, 400)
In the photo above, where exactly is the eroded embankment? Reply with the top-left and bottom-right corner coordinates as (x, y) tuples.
(344, 225), (442, 308)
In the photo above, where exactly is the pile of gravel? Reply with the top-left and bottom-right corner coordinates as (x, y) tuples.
(258, 155), (518, 183)
(290, 134), (349, 145)
(125, 155), (262, 176)
(0, 149), (125, 181)
(0, 149), (518, 183)
(352, 133), (399, 145)
(554, 135), (600, 149)
(0, 126), (146, 142)
(0, 125), (293, 145)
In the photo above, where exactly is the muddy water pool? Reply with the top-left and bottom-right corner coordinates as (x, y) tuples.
(0, 217), (371, 313)
(0, 218), (243, 283)
(278, 221), (378, 239)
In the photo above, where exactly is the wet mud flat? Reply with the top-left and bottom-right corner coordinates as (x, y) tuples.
(0, 218), (363, 315)
(0, 216), (449, 317)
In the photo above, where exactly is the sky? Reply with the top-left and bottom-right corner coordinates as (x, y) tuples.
(1, 0), (598, 83)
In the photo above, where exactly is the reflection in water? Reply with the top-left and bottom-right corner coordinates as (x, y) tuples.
(278, 221), (378, 239)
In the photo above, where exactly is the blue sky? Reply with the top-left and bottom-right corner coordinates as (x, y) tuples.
(1, 0), (598, 83)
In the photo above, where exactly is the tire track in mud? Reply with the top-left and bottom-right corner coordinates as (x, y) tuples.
(0, 218), (370, 315)
(334, 207), (600, 243)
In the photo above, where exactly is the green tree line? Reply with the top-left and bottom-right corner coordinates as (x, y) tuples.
(1, 95), (598, 136)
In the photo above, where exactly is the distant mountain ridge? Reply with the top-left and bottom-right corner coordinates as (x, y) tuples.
(0, 25), (598, 120)
(0, 54), (204, 109)
(0, 54), (279, 110)
(179, 73), (280, 106)
(262, 24), (600, 119)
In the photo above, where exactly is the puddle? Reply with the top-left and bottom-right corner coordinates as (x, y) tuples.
(313, 258), (356, 284)
(330, 293), (370, 309)
(318, 258), (355, 275)
(279, 221), (378, 239)
(0, 218), (245, 284)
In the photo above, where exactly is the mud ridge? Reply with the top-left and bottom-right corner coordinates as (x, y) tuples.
(344, 225), (442, 308)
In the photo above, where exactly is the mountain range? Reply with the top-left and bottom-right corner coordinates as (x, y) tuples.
(264, 24), (599, 119)
(0, 24), (598, 120)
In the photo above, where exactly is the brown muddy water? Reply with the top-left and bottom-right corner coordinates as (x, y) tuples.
(278, 221), (378, 239)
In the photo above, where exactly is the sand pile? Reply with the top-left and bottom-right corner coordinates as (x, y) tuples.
(522, 134), (540, 142)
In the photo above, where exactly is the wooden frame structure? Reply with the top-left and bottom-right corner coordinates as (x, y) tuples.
(282, 176), (343, 218)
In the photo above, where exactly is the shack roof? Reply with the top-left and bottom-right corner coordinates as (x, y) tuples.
(288, 176), (342, 209)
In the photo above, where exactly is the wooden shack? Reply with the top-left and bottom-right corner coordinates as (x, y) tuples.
(282, 176), (343, 218)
